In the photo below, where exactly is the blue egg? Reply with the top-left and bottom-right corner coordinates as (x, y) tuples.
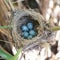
(29, 30), (36, 36)
(27, 22), (33, 29)
(22, 25), (28, 31)
(22, 31), (29, 38)
(28, 35), (33, 39)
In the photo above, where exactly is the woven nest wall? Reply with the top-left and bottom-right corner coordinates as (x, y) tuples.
(12, 9), (54, 49)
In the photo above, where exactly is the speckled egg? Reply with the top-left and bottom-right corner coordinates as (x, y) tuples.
(29, 30), (36, 36)
(28, 35), (33, 39)
(22, 31), (29, 38)
(27, 22), (33, 29)
(22, 25), (28, 31)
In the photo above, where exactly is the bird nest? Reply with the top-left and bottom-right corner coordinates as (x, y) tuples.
(12, 9), (56, 50)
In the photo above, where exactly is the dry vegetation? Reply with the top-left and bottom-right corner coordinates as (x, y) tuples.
(0, 0), (60, 60)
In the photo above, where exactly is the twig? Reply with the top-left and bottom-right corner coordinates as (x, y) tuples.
(8, 0), (15, 12)
(0, 39), (11, 44)
(4, 0), (11, 11)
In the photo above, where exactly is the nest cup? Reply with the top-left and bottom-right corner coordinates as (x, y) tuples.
(12, 9), (45, 49)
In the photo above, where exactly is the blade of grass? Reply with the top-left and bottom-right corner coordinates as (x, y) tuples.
(0, 46), (13, 60)
(11, 48), (22, 60)
(0, 25), (13, 28)
(51, 26), (60, 31)
(0, 46), (22, 60)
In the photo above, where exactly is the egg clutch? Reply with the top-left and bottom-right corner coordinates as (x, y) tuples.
(21, 22), (37, 39)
